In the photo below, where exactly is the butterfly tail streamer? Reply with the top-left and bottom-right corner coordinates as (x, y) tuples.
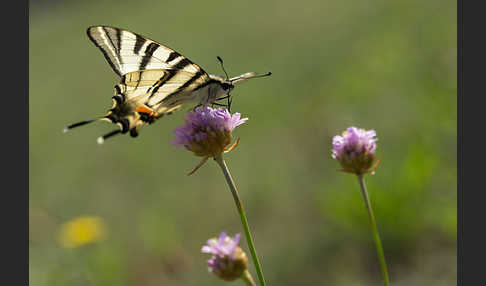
(96, 129), (122, 145)
(63, 119), (99, 133)
(63, 116), (125, 144)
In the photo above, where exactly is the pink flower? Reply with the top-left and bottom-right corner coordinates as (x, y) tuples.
(172, 107), (247, 158)
(332, 126), (379, 174)
(201, 232), (248, 281)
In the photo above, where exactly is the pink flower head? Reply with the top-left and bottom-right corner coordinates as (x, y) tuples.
(172, 107), (247, 158)
(202, 232), (241, 257)
(201, 232), (248, 281)
(332, 126), (379, 174)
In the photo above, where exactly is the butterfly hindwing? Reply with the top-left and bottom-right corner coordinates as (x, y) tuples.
(120, 69), (210, 108)
(145, 70), (210, 108)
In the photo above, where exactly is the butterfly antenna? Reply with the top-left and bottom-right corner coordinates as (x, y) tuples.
(217, 56), (229, 80)
(63, 119), (97, 133)
(251, 72), (272, 79)
(96, 129), (122, 145)
(229, 71), (272, 84)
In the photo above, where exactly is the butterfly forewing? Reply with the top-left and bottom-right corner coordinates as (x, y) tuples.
(87, 26), (207, 76)
(88, 26), (213, 112)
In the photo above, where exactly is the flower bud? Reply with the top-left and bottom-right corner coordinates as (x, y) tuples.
(201, 232), (248, 281)
(332, 126), (378, 174)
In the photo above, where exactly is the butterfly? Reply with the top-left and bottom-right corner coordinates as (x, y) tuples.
(64, 26), (271, 144)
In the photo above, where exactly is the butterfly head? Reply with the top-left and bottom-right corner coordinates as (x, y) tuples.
(208, 74), (234, 101)
(206, 57), (271, 110)
(221, 81), (235, 93)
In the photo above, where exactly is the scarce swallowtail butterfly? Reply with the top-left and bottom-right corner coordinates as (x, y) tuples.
(64, 26), (271, 144)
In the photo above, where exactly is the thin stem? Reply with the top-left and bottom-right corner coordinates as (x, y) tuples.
(357, 174), (390, 286)
(214, 154), (267, 286)
(241, 270), (257, 286)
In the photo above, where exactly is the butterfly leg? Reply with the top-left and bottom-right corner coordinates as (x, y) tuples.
(213, 94), (232, 111)
(228, 97), (232, 112)
(211, 102), (227, 107)
(216, 95), (230, 101)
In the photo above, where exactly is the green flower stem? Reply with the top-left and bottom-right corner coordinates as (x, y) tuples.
(241, 270), (257, 286)
(214, 154), (267, 286)
(357, 174), (390, 286)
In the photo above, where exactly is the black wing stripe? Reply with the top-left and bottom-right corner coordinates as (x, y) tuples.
(173, 58), (192, 70)
(166, 51), (181, 63)
(87, 28), (122, 76)
(102, 27), (122, 67)
(193, 79), (218, 91)
(162, 70), (206, 103)
(148, 70), (178, 100)
(147, 58), (193, 101)
(133, 34), (146, 54)
(149, 73), (173, 97)
(116, 29), (123, 64)
(139, 42), (159, 70)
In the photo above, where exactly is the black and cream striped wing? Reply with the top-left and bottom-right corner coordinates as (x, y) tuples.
(87, 26), (207, 77)
(121, 69), (210, 109)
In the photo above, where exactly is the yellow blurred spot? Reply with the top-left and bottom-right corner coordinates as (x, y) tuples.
(58, 216), (106, 248)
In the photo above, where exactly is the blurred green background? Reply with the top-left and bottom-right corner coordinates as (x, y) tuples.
(29, 0), (456, 285)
